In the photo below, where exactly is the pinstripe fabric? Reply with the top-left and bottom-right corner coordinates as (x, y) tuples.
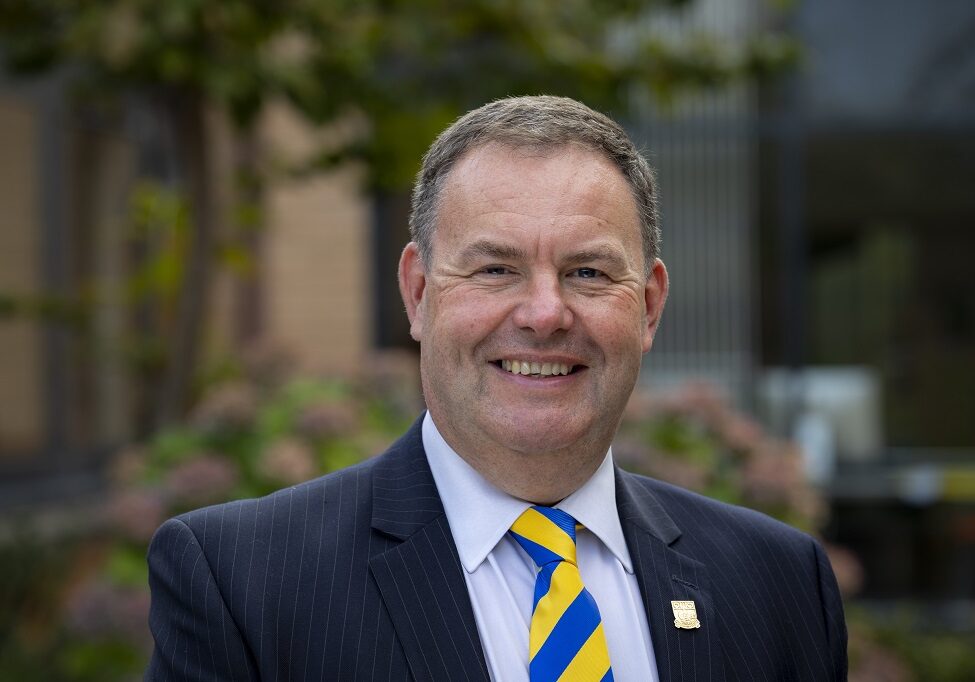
(146, 418), (487, 682)
(615, 471), (848, 682)
(145, 415), (847, 681)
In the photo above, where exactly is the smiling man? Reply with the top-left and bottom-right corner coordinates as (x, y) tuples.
(400, 141), (665, 507)
(145, 97), (848, 681)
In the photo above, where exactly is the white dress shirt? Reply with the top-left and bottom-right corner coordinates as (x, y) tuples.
(422, 412), (659, 682)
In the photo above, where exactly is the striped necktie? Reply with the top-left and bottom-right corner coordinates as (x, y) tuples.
(509, 506), (614, 682)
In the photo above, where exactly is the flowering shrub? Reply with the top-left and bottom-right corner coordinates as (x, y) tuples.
(619, 382), (975, 681)
(618, 383), (823, 533)
(619, 383), (918, 679)
(5, 348), (422, 681)
(2, 355), (971, 680)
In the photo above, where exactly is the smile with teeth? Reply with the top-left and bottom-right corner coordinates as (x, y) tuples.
(499, 359), (575, 376)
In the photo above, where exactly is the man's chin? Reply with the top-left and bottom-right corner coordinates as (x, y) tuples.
(486, 419), (596, 458)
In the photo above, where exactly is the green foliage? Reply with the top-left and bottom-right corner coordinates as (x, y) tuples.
(0, 0), (801, 430)
(128, 356), (419, 505)
(285, 0), (798, 189)
(0, 527), (89, 682)
(845, 605), (975, 682)
(883, 610), (975, 681)
(0, 349), (424, 679)
(1, 0), (797, 189)
(126, 182), (190, 304)
(0, 0), (306, 125)
(883, 630), (975, 682)
(104, 547), (150, 588)
(0, 292), (89, 326)
(58, 639), (145, 682)
(3, 371), (971, 679)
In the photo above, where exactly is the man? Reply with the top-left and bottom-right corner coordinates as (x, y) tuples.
(145, 96), (847, 681)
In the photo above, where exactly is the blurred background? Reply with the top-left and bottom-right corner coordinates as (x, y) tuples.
(1, 0), (973, 679)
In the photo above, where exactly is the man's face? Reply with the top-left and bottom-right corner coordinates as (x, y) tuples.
(400, 143), (668, 476)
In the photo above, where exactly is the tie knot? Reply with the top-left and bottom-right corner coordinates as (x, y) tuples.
(509, 506), (579, 567)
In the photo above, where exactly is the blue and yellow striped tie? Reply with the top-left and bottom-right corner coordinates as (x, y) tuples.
(509, 506), (614, 682)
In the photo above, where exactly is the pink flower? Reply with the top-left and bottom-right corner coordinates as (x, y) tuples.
(739, 445), (802, 506)
(824, 544), (865, 597)
(164, 455), (240, 507)
(258, 438), (317, 485)
(104, 489), (166, 543)
(623, 391), (667, 422)
(191, 382), (258, 432)
(64, 581), (152, 649)
(108, 445), (149, 485)
(668, 383), (728, 424)
(717, 415), (765, 454)
(642, 452), (711, 492)
(296, 401), (360, 440)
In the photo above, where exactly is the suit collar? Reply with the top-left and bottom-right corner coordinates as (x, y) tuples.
(616, 466), (683, 545)
(369, 414), (491, 682)
(423, 411), (633, 574)
(616, 469), (725, 682)
(369, 421), (724, 682)
(370, 414), (446, 540)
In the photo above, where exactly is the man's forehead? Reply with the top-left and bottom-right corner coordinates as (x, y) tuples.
(427, 152), (643, 270)
(440, 143), (631, 214)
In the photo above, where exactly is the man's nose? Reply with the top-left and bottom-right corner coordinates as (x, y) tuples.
(512, 273), (573, 337)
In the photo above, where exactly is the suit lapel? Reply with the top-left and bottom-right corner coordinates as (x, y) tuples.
(368, 419), (490, 682)
(617, 470), (725, 682)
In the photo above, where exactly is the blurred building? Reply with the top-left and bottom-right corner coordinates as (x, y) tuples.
(634, 0), (975, 625)
(629, 0), (975, 624)
(773, 0), (975, 627)
(1, 0), (973, 622)
(0, 81), (372, 493)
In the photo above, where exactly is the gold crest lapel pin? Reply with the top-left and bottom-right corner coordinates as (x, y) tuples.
(671, 600), (701, 630)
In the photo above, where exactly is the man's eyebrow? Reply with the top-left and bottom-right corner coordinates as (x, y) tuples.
(453, 240), (633, 271)
(562, 246), (631, 270)
(455, 240), (527, 264)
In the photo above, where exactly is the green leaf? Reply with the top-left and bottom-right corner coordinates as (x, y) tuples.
(105, 547), (150, 587)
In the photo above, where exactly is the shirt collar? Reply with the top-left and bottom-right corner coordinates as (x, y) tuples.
(422, 412), (634, 575)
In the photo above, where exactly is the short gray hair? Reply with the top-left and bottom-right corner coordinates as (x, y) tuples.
(409, 95), (660, 275)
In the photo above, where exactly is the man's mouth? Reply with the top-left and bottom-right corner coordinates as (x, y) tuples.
(495, 359), (581, 377)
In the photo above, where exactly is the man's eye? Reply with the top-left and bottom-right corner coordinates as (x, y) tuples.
(572, 267), (603, 279)
(482, 266), (512, 276)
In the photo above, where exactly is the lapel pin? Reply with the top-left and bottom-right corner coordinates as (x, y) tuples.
(671, 600), (701, 629)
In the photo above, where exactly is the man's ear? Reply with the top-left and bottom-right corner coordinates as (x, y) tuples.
(398, 242), (427, 341)
(642, 258), (669, 353)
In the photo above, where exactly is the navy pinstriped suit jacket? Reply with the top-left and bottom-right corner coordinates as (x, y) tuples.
(145, 416), (848, 681)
